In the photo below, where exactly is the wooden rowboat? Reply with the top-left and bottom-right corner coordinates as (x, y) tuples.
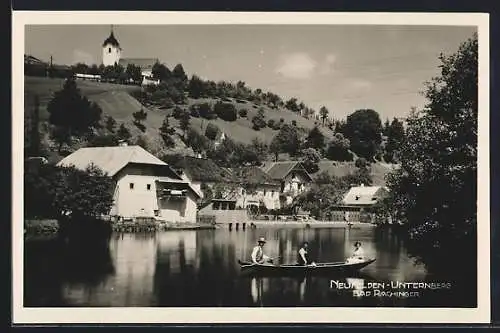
(237, 258), (376, 277)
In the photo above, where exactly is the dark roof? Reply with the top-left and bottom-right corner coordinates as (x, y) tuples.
(24, 55), (46, 65)
(102, 31), (120, 48)
(262, 161), (313, 181)
(165, 155), (233, 183)
(119, 58), (159, 70)
(228, 166), (280, 186)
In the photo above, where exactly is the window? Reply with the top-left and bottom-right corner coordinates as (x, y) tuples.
(263, 189), (267, 196)
(147, 184), (151, 190)
(271, 190), (275, 196)
(129, 183), (134, 190)
(108, 47), (111, 53)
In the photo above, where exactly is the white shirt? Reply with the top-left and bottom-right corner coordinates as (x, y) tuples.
(298, 247), (308, 264)
(352, 247), (364, 258)
(251, 245), (264, 263)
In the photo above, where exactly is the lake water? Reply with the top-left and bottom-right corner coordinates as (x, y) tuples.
(24, 226), (475, 307)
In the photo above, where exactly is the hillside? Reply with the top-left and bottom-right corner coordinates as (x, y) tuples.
(24, 76), (141, 121)
(24, 76), (398, 184)
(25, 76), (333, 146)
(315, 160), (397, 186)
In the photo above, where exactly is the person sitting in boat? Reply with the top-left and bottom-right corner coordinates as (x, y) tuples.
(346, 241), (365, 264)
(297, 242), (316, 266)
(251, 237), (272, 264)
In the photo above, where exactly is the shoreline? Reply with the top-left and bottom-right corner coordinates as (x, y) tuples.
(217, 220), (377, 229)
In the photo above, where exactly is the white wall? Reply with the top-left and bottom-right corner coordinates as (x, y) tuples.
(110, 168), (198, 223)
(112, 174), (159, 218)
(158, 194), (198, 223)
(235, 186), (281, 210)
(102, 45), (121, 67)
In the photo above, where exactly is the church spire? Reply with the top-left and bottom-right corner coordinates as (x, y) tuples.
(102, 25), (120, 48)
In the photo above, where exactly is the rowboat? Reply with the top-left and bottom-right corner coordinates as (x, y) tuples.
(237, 258), (376, 277)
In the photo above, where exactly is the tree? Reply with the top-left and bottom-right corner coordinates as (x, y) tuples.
(47, 77), (102, 151)
(125, 64), (143, 83)
(73, 62), (89, 74)
(238, 109), (248, 118)
(205, 123), (220, 141)
(385, 34), (478, 274)
(88, 134), (119, 147)
(159, 115), (176, 148)
(301, 147), (321, 174)
(152, 62), (171, 81)
(132, 108), (148, 132)
(326, 133), (352, 161)
(249, 137), (268, 163)
(186, 128), (210, 153)
(319, 106), (329, 126)
(285, 98), (300, 113)
(188, 74), (205, 98)
(172, 64), (188, 90)
(252, 115), (267, 130)
(270, 124), (301, 158)
(305, 126), (325, 151)
(214, 101), (237, 121)
(24, 164), (114, 219)
(28, 95), (41, 156)
(179, 111), (191, 139)
(105, 116), (117, 133)
(384, 117), (405, 163)
(343, 109), (383, 160)
(117, 123), (131, 141)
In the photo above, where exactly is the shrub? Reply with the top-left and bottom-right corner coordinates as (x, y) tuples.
(239, 108), (248, 118)
(198, 102), (217, 120)
(205, 123), (220, 140)
(252, 116), (267, 131)
(172, 106), (185, 119)
(291, 120), (297, 126)
(267, 119), (275, 128)
(355, 157), (370, 168)
(214, 101), (237, 122)
(189, 104), (200, 118)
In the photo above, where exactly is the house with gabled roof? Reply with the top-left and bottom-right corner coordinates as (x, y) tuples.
(57, 144), (200, 222)
(162, 155), (235, 200)
(228, 166), (282, 210)
(261, 161), (313, 205)
(341, 185), (389, 207)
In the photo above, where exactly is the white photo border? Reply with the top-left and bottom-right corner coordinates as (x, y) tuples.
(12, 11), (491, 324)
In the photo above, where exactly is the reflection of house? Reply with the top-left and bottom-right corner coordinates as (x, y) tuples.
(57, 144), (200, 222)
(228, 166), (281, 210)
(261, 161), (313, 205)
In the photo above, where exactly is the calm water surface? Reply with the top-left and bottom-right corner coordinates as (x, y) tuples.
(24, 227), (475, 307)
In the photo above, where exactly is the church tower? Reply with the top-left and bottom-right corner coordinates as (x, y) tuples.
(102, 26), (121, 67)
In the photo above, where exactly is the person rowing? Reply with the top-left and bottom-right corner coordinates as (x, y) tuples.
(251, 237), (273, 264)
(297, 241), (316, 267)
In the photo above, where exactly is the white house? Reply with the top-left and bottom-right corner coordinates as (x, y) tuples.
(341, 185), (389, 207)
(261, 161), (313, 205)
(57, 145), (200, 223)
(228, 166), (282, 211)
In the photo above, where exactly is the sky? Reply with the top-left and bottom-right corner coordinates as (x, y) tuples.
(25, 24), (476, 121)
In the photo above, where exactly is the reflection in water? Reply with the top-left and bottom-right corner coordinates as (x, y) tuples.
(24, 227), (475, 307)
